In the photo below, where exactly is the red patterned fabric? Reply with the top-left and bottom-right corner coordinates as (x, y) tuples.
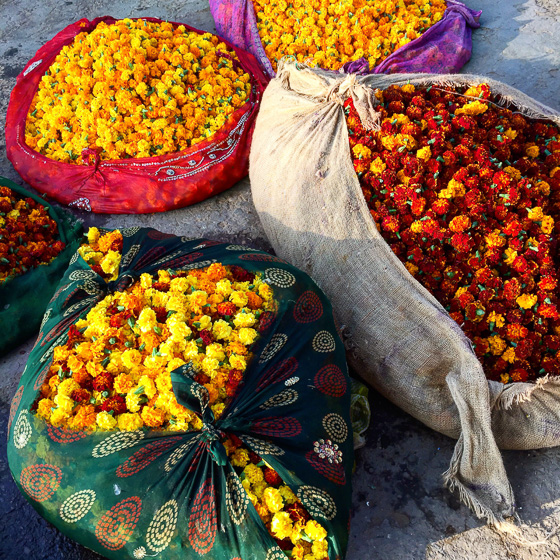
(6, 16), (267, 214)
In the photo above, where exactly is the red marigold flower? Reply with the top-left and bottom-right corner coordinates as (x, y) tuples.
(152, 306), (168, 324)
(382, 216), (400, 233)
(70, 388), (91, 403)
(510, 368), (529, 382)
(538, 303), (559, 319)
(99, 395), (126, 415)
(67, 324), (82, 344)
(229, 265), (254, 283)
(505, 323), (528, 341)
(263, 467), (282, 487)
(539, 276), (557, 291)
(512, 256), (528, 273)
(249, 451), (260, 464)
(152, 281), (170, 292)
(93, 371), (114, 393)
(199, 329), (213, 346)
(432, 199), (450, 215)
(286, 502), (311, 523)
(450, 232), (473, 253)
(503, 278), (521, 301)
(449, 215), (471, 233)
(217, 302), (237, 316)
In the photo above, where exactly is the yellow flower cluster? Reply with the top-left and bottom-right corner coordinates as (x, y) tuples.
(25, 18), (252, 163)
(35, 229), (276, 431)
(251, 0), (447, 71)
(227, 438), (329, 560)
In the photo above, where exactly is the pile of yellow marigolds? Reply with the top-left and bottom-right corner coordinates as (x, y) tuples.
(25, 19), (252, 163)
(36, 228), (276, 432)
(251, 0), (446, 71)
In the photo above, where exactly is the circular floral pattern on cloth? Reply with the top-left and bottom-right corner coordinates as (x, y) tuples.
(92, 431), (145, 458)
(13, 410), (32, 449)
(322, 413), (348, 443)
(314, 365), (347, 398)
(164, 440), (196, 473)
(305, 450), (346, 486)
(95, 496), (142, 551)
(252, 416), (302, 438)
(312, 330), (336, 353)
(256, 357), (298, 392)
(259, 389), (299, 410)
(226, 473), (249, 525)
(257, 310), (277, 333)
(146, 499), (179, 553)
(225, 245), (259, 251)
(264, 268), (296, 288)
(20, 463), (62, 502)
(266, 545), (288, 560)
(258, 334), (288, 364)
(296, 485), (337, 521)
(293, 291), (323, 324)
(60, 489), (97, 523)
(47, 425), (89, 444)
(121, 226), (141, 237)
(240, 435), (285, 456)
(33, 363), (50, 391)
(7, 385), (24, 433)
(116, 437), (183, 478)
(188, 478), (217, 555)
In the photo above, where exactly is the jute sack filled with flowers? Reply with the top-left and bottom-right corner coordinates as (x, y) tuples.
(249, 59), (560, 523)
(210, 0), (481, 80)
(0, 176), (82, 356)
(7, 226), (355, 560)
(6, 17), (266, 214)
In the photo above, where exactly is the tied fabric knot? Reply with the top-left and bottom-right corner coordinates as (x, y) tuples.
(325, 74), (381, 131)
(200, 422), (228, 466)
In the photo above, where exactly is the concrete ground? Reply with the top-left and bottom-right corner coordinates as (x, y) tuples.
(0, 0), (559, 558)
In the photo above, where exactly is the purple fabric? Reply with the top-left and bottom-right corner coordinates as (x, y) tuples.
(209, 0), (481, 81)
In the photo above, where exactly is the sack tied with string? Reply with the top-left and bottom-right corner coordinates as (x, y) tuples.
(249, 60), (560, 523)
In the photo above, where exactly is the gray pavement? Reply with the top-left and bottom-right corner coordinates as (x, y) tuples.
(1, 1), (560, 559)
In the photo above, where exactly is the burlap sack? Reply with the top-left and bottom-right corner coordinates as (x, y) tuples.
(249, 59), (560, 523)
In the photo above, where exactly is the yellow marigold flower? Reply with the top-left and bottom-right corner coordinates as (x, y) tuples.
(202, 356), (220, 375)
(516, 293), (537, 309)
(122, 349), (143, 369)
(401, 84), (415, 94)
(117, 412), (143, 431)
(352, 144), (372, 160)
(189, 290), (208, 307)
(526, 145), (540, 158)
(455, 100), (488, 116)
(137, 376), (157, 399)
(198, 315), (212, 331)
(167, 357), (186, 372)
(211, 402), (226, 418)
(416, 145), (431, 162)
(550, 167), (560, 178)
(405, 262), (418, 276)
(527, 207), (544, 221)
(233, 311), (256, 328)
(541, 215), (554, 234)
(54, 394), (74, 415)
(87, 227), (100, 244)
(304, 520), (327, 541)
(255, 502), (270, 523)
(279, 485), (297, 505)
(487, 312), (505, 328)
(136, 308), (158, 333)
(503, 166), (522, 180)
(263, 487), (284, 513)
(50, 408), (70, 426)
(369, 156), (386, 175)
(238, 327), (257, 346)
(410, 221), (423, 234)
(244, 464), (264, 484)
(229, 354), (247, 371)
(488, 336), (507, 356)
(141, 406), (165, 428)
(258, 283), (273, 301)
(140, 273), (153, 290)
(37, 398), (54, 421)
(96, 411), (118, 430)
(484, 230), (506, 248)
(230, 290), (249, 308)
(504, 128), (518, 140)
(502, 347), (517, 364)
(504, 248), (518, 266)
(439, 178), (466, 199)
(169, 277), (190, 293)
(216, 279), (233, 297)
(537, 181), (551, 195)
(206, 343), (226, 362)
(126, 392), (142, 413)
(113, 373), (134, 394)
(312, 539), (329, 559)
(271, 512), (293, 540)
(231, 448), (250, 468)
(57, 378), (80, 397)
(213, 319), (233, 341)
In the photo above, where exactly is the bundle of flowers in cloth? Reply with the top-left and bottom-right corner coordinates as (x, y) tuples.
(0, 176), (82, 356)
(6, 17), (267, 214)
(7, 226), (354, 560)
(209, 0), (481, 80)
(249, 59), (560, 524)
